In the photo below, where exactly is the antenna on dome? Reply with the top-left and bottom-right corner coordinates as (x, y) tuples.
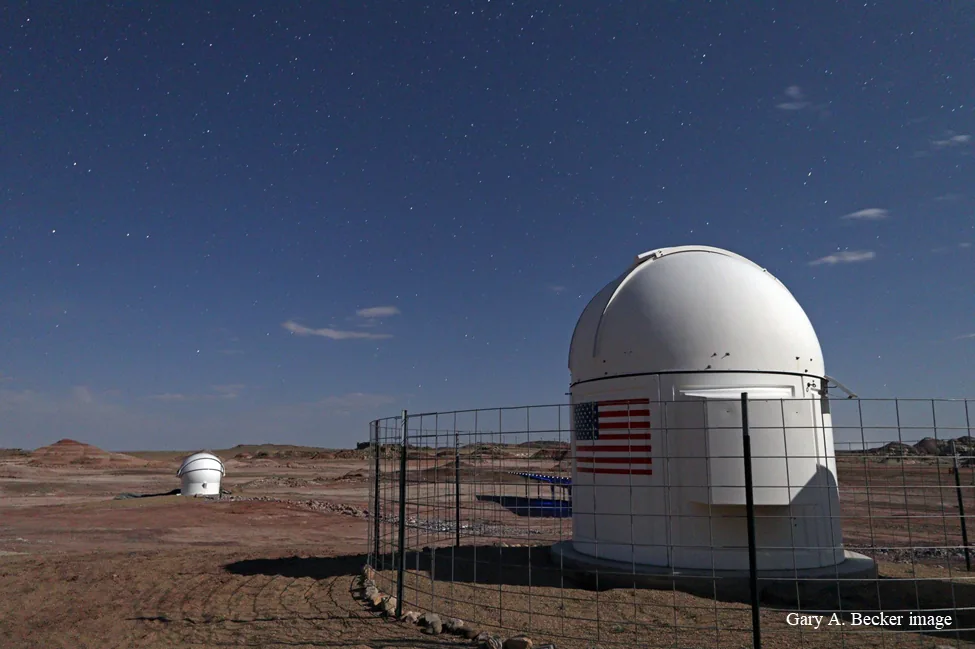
(824, 374), (858, 399)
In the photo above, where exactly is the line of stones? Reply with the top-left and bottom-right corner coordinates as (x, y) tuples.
(353, 564), (556, 649)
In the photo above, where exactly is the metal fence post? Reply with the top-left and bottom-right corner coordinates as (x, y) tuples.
(455, 427), (462, 548)
(741, 392), (762, 649)
(396, 410), (408, 618)
(952, 440), (972, 571)
(373, 420), (381, 563)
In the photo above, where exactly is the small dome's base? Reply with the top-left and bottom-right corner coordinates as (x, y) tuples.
(179, 483), (222, 497)
(550, 541), (877, 605)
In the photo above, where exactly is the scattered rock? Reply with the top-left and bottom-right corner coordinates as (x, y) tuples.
(400, 610), (420, 624)
(461, 627), (479, 639)
(369, 592), (384, 607)
(480, 635), (502, 649)
(212, 495), (370, 518)
(420, 612), (442, 634)
(477, 632), (503, 649)
(503, 636), (533, 649)
(536, 644), (556, 649)
(381, 596), (397, 616)
(443, 617), (465, 633)
(419, 612), (441, 626)
(853, 546), (972, 564)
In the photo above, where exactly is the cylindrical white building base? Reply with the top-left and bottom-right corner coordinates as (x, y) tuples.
(551, 541), (877, 603)
(571, 501), (845, 572)
(179, 475), (222, 496)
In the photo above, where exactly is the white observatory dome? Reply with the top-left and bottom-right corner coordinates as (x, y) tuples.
(177, 452), (225, 497)
(570, 245), (824, 385)
(564, 245), (860, 576)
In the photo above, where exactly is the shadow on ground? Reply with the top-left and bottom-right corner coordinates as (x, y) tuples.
(224, 552), (370, 579)
(226, 546), (975, 643)
(222, 554), (471, 648)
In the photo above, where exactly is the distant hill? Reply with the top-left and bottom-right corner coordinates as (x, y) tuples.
(30, 439), (162, 468)
(124, 443), (374, 463)
(839, 436), (975, 461)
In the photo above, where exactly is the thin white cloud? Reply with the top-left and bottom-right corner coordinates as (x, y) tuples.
(148, 393), (194, 402)
(0, 385), (402, 450)
(356, 306), (400, 318)
(0, 386), (169, 450)
(932, 242), (972, 253)
(320, 392), (398, 409)
(809, 250), (876, 266)
(934, 192), (964, 202)
(70, 386), (95, 404)
(842, 208), (889, 221)
(548, 285), (567, 294)
(776, 85), (810, 110)
(920, 132), (974, 156)
(149, 384), (245, 402)
(840, 207), (890, 221)
(286, 306), (399, 340)
(931, 133), (972, 149)
(212, 384), (245, 398)
(283, 320), (393, 340)
(0, 388), (34, 408)
(955, 333), (975, 341)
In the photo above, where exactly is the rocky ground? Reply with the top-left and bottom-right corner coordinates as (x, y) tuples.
(2, 442), (975, 648)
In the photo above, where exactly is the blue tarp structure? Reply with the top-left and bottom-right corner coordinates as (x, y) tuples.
(476, 494), (572, 518)
(509, 471), (572, 487)
(473, 471), (573, 518)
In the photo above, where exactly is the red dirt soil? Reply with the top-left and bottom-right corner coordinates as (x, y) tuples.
(5, 443), (975, 648)
(0, 450), (456, 649)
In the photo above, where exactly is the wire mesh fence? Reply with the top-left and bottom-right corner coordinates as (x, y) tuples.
(365, 397), (975, 649)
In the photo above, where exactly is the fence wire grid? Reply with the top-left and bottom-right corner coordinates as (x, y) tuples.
(365, 396), (975, 649)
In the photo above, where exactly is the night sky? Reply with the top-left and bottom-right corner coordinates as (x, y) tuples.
(2, 2), (973, 451)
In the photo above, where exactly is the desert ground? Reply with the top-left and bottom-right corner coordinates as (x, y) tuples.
(0, 440), (411, 649)
(2, 438), (975, 649)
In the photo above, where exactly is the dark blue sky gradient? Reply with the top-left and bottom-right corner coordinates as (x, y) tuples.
(1, 2), (973, 449)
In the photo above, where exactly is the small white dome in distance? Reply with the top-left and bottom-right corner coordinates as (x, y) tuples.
(177, 451), (225, 496)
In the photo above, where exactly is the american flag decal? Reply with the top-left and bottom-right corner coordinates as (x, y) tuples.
(573, 398), (652, 475)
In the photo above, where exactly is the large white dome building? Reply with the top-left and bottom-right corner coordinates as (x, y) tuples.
(559, 245), (873, 579)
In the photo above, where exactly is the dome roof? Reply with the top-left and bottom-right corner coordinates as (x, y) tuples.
(177, 452), (225, 479)
(569, 245), (824, 385)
